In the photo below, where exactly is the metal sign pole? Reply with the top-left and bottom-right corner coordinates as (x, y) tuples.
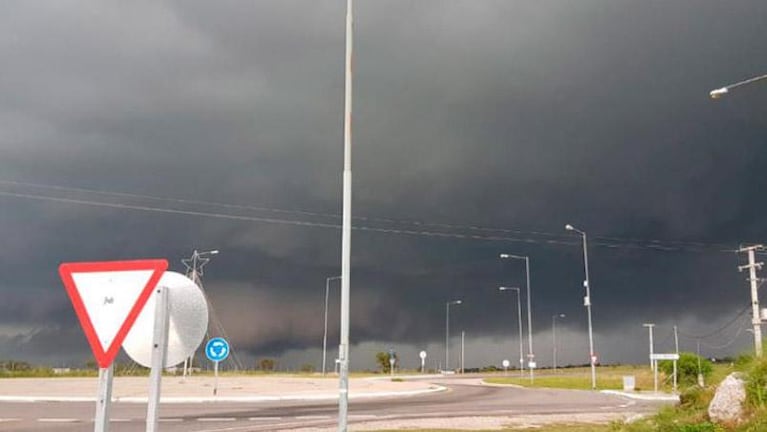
(214, 361), (219, 396)
(653, 359), (658, 393)
(146, 286), (170, 432)
(673, 360), (678, 393)
(94, 364), (114, 432)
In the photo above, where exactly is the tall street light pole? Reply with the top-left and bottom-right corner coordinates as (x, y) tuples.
(499, 254), (535, 382)
(565, 224), (597, 390)
(710, 72), (767, 98)
(552, 314), (565, 372)
(323, 276), (341, 376)
(643, 323), (655, 371)
(338, 0), (353, 430)
(445, 300), (462, 371)
(499, 287), (524, 377)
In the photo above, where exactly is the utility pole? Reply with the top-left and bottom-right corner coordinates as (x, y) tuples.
(738, 245), (764, 358)
(643, 323), (655, 370)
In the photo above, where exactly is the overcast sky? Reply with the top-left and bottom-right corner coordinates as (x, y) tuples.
(1, 0), (766, 371)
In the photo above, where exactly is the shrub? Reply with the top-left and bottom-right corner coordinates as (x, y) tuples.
(744, 356), (767, 408)
(679, 385), (716, 410)
(659, 352), (712, 386)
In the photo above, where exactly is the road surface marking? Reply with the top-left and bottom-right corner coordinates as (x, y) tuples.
(38, 418), (79, 422)
(0, 418), (21, 422)
(197, 417), (237, 422)
(350, 414), (379, 419)
(110, 418), (132, 422)
(248, 417), (282, 421)
(295, 415), (331, 419)
(159, 418), (183, 422)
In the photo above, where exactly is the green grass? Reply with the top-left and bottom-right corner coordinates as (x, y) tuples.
(485, 364), (735, 392)
(484, 365), (661, 391)
(370, 428), (613, 432)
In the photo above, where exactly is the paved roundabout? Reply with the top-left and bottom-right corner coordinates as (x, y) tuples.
(0, 375), (674, 431)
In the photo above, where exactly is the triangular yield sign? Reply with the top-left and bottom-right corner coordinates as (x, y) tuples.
(59, 259), (168, 368)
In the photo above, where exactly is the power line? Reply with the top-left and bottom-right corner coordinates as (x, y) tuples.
(677, 304), (751, 340)
(0, 187), (748, 254)
(0, 179), (746, 252)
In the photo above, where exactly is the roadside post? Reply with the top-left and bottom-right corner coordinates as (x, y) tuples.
(59, 259), (168, 432)
(419, 351), (427, 373)
(206, 337), (230, 396)
(146, 286), (170, 432)
(388, 348), (396, 377)
(527, 355), (537, 383)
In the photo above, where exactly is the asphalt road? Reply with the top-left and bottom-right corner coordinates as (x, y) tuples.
(0, 377), (669, 432)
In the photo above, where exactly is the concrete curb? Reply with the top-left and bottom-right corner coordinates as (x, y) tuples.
(601, 390), (680, 402)
(479, 380), (525, 389)
(0, 384), (447, 404)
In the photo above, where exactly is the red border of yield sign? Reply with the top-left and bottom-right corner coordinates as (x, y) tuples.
(58, 259), (168, 368)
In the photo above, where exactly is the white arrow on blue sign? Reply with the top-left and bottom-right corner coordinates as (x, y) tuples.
(205, 337), (230, 362)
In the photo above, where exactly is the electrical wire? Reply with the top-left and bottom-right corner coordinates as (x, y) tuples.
(699, 325), (748, 350)
(0, 186), (752, 253)
(677, 304), (751, 340)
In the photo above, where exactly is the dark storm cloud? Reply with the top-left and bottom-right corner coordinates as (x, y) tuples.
(1, 0), (766, 367)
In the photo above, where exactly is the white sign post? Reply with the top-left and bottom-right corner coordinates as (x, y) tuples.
(94, 365), (114, 432)
(502, 359), (510, 376)
(146, 286), (170, 432)
(419, 351), (427, 373)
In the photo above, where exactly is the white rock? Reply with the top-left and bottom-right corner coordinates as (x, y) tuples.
(708, 373), (746, 424)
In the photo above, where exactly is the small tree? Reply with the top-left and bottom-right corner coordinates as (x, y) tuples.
(375, 352), (392, 373)
(659, 352), (712, 386)
(258, 358), (276, 371)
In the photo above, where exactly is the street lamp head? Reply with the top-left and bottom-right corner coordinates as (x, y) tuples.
(499, 286), (519, 292)
(499, 253), (509, 258)
(196, 249), (219, 256)
(454, 300), (462, 305)
(565, 224), (574, 231)
(709, 87), (728, 99)
(559, 313), (566, 318)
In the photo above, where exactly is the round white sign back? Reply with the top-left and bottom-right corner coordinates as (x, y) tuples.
(122, 271), (209, 368)
(502, 359), (510, 368)
(419, 350), (427, 360)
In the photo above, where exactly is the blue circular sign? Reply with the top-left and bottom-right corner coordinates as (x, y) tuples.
(205, 337), (230, 362)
